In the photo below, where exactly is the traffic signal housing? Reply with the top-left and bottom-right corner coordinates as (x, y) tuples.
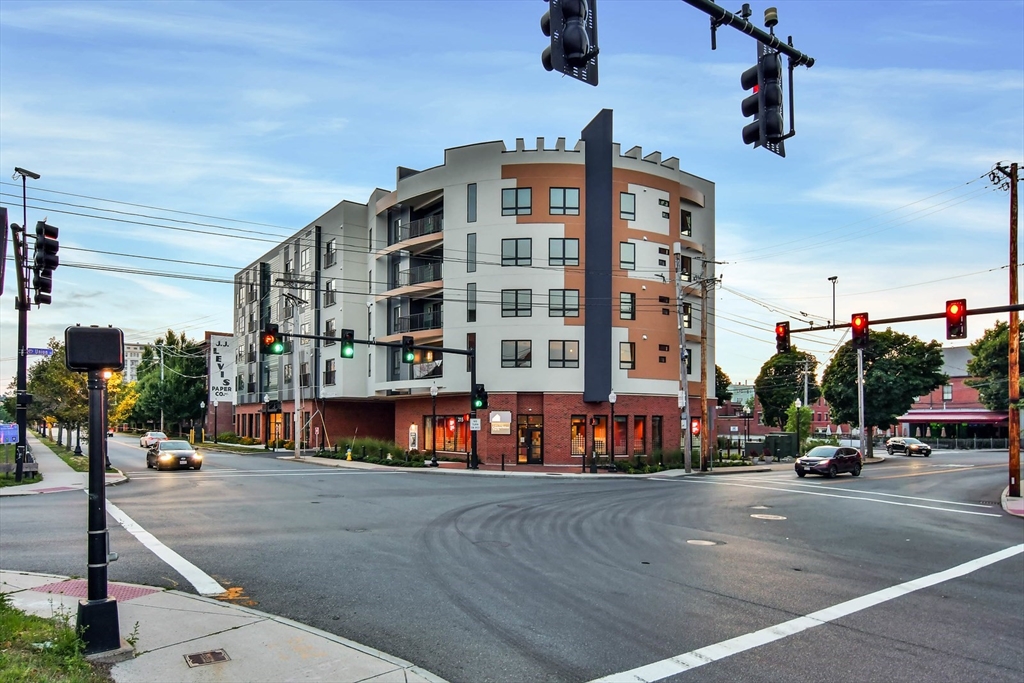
(471, 383), (489, 410)
(32, 220), (59, 305)
(740, 46), (786, 157)
(260, 324), (285, 356)
(401, 336), (415, 363)
(541, 0), (599, 86)
(690, 418), (701, 437)
(851, 313), (869, 350)
(340, 328), (355, 358)
(945, 299), (967, 340)
(775, 321), (791, 354)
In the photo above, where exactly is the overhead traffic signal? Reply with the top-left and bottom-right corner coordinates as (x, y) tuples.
(340, 328), (355, 358)
(32, 220), (59, 305)
(775, 321), (791, 353)
(261, 324), (285, 356)
(741, 46), (786, 157)
(471, 383), (489, 410)
(945, 299), (967, 339)
(401, 336), (415, 363)
(541, 0), (599, 86)
(851, 313), (869, 350)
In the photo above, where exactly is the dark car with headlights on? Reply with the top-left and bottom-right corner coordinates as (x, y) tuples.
(885, 436), (931, 457)
(147, 440), (203, 471)
(795, 445), (862, 478)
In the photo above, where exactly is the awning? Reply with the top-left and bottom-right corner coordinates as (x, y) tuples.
(899, 410), (1008, 424)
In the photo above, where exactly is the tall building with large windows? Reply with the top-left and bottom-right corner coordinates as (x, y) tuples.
(232, 129), (715, 467)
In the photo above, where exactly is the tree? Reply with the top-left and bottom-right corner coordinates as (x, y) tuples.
(25, 339), (88, 434)
(965, 321), (1023, 412)
(821, 328), (946, 455)
(131, 331), (207, 434)
(785, 402), (814, 451)
(106, 373), (139, 428)
(755, 348), (820, 429)
(715, 365), (733, 406)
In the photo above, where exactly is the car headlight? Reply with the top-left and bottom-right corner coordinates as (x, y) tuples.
(159, 454), (174, 460)
(193, 454), (202, 460)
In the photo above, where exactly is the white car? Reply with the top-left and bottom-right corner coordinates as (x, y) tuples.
(140, 431), (168, 448)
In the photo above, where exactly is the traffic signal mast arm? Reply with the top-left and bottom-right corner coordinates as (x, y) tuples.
(786, 303), (1024, 334)
(684, 0), (815, 67)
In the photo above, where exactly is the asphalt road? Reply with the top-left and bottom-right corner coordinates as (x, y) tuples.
(2, 437), (1022, 683)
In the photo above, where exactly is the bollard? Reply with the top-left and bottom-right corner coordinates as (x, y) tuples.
(362, 445), (366, 459)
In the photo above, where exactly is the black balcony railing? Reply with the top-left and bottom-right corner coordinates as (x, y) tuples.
(394, 309), (443, 333)
(390, 215), (443, 245)
(391, 262), (442, 289)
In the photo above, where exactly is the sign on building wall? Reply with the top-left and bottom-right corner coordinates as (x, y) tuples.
(209, 334), (235, 404)
(490, 411), (512, 435)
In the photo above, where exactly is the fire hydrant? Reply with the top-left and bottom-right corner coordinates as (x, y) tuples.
(346, 447), (352, 461)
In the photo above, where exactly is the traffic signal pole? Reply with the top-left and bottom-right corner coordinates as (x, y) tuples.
(11, 167), (39, 483)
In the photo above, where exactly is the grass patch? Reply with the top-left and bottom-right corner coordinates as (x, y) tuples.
(0, 592), (114, 682)
(32, 432), (116, 474)
(0, 474), (39, 488)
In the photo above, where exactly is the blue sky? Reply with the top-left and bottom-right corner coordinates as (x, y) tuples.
(1, 0), (1022, 392)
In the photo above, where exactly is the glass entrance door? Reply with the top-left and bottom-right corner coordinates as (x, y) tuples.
(517, 415), (544, 464)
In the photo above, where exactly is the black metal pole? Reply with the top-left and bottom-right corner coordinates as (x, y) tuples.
(77, 371), (121, 654)
(469, 349), (478, 469)
(214, 405), (218, 444)
(609, 401), (615, 472)
(75, 423), (83, 456)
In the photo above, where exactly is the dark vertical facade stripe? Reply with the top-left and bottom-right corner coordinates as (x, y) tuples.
(583, 109), (613, 403)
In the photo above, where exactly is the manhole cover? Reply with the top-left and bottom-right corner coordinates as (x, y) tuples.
(687, 540), (717, 546)
(751, 514), (787, 520)
(184, 649), (230, 667)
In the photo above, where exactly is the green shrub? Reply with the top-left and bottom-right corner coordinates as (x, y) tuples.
(217, 432), (240, 443)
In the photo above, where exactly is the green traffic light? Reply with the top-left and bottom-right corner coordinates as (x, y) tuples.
(341, 345), (354, 358)
(473, 399), (483, 409)
(403, 351), (415, 363)
(270, 340), (285, 354)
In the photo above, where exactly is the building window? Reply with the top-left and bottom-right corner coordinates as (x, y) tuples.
(659, 356), (667, 363)
(324, 359), (336, 386)
(548, 340), (579, 368)
(325, 239), (336, 267)
(324, 318), (336, 345)
(613, 415), (627, 455)
(299, 361), (310, 388)
(652, 416), (663, 451)
(549, 187), (580, 215)
(658, 344), (670, 351)
(549, 289), (579, 317)
(502, 340), (532, 368)
(467, 333), (475, 372)
(681, 209), (693, 237)
(502, 289), (532, 317)
(659, 296), (670, 304)
(943, 384), (953, 400)
(684, 349), (692, 374)
(284, 364), (293, 384)
(571, 416), (587, 456)
(467, 183), (477, 223)
(549, 238), (579, 266)
(678, 254), (692, 282)
(620, 192), (636, 220)
(324, 279), (336, 307)
(620, 242), (635, 271)
(502, 238), (532, 266)
(467, 233), (477, 272)
(502, 187), (532, 216)
(659, 198), (670, 207)
(683, 303), (692, 328)
(467, 283), (477, 323)
(620, 342), (636, 370)
(620, 292), (635, 320)
(300, 247), (311, 271)
(300, 322), (311, 345)
(633, 417), (646, 455)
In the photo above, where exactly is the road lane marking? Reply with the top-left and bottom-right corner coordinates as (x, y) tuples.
(680, 479), (1002, 517)
(590, 544), (1024, 683)
(105, 500), (225, 596)
(736, 479), (991, 509)
(867, 464), (1003, 480)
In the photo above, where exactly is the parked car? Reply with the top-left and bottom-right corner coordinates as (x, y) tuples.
(885, 437), (931, 457)
(795, 445), (862, 478)
(147, 440), (203, 471)
(140, 431), (168, 448)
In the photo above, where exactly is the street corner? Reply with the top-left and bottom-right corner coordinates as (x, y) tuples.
(1001, 487), (1024, 518)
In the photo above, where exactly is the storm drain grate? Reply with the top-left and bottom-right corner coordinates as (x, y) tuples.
(184, 649), (230, 668)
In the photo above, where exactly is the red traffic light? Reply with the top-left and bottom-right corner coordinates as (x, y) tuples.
(851, 313), (869, 350)
(946, 299), (967, 339)
(775, 321), (790, 353)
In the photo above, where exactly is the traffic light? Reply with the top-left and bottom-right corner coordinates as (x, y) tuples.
(541, 0), (599, 86)
(851, 313), (869, 350)
(340, 328), (355, 358)
(775, 321), (791, 354)
(690, 418), (701, 437)
(32, 220), (59, 305)
(261, 324), (285, 356)
(741, 47), (786, 157)
(471, 383), (489, 410)
(401, 336), (415, 363)
(945, 299), (967, 340)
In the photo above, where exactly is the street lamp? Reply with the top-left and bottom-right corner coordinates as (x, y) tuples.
(430, 384), (439, 467)
(795, 398), (802, 457)
(213, 400), (219, 444)
(742, 405), (752, 456)
(608, 391), (617, 472)
(263, 393), (270, 450)
(828, 276), (838, 329)
(199, 401), (206, 444)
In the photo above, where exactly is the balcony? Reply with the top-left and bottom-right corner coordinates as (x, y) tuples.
(389, 215), (443, 246)
(394, 309), (443, 334)
(391, 262), (443, 290)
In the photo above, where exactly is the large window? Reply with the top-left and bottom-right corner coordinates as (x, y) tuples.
(549, 238), (580, 267)
(502, 238), (532, 266)
(324, 279), (336, 306)
(549, 289), (579, 317)
(619, 342), (636, 370)
(550, 187), (580, 215)
(620, 292), (635, 320)
(683, 302), (692, 328)
(324, 359), (336, 386)
(300, 247), (311, 271)
(467, 283), (477, 323)
(325, 239), (337, 267)
(620, 192), (636, 220)
(681, 208), (692, 237)
(652, 416), (663, 452)
(678, 254), (692, 282)
(943, 384), (953, 400)
(300, 322), (311, 345)
(502, 187), (532, 216)
(571, 416), (587, 456)
(467, 183), (477, 223)
(620, 242), (636, 271)
(502, 289), (532, 317)
(502, 340), (532, 368)
(633, 417), (646, 455)
(549, 340), (579, 368)
(324, 318), (336, 345)
(467, 233), (477, 272)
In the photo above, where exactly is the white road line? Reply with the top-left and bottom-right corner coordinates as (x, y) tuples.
(590, 544), (1024, 683)
(130, 469), (379, 479)
(105, 500), (225, 596)
(730, 478), (991, 508)
(680, 478), (1002, 517)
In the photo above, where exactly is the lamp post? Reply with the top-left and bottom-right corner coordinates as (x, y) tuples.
(74, 423), (83, 456)
(430, 384), (439, 467)
(742, 406), (751, 456)
(795, 398), (802, 458)
(199, 401), (205, 443)
(263, 393), (270, 450)
(608, 391), (617, 472)
(213, 400), (219, 444)
(828, 276), (838, 329)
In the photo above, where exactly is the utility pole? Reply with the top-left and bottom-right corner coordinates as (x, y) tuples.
(676, 253), (692, 472)
(11, 167), (39, 483)
(991, 162), (1020, 497)
(699, 255), (710, 472)
(159, 344), (165, 433)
